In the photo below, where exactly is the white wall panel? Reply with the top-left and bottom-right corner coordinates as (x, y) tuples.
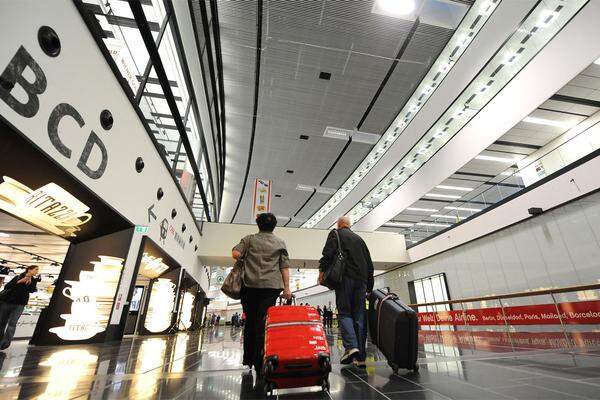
(0, 2), (205, 286)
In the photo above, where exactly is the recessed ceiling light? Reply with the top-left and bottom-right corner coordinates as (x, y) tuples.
(299, 135), (309, 140)
(406, 207), (438, 213)
(376, 0), (416, 16)
(475, 155), (519, 163)
(445, 206), (482, 212)
(286, 170), (294, 174)
(424, 193), (462, 199)
(0, 232), (9, 238)
(275, 194), (282, 198)
(523, 116), (577, 129)
(436, 185), (473, 192)
(319, 71), (331, 80)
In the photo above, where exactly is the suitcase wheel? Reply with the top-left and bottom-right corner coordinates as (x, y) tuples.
(263, 381), (275, 397)
(320, 377), (330, 392)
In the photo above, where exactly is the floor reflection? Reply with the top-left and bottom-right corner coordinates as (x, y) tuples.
(0, 327), (598, 399)
(37, 349), (98, 399)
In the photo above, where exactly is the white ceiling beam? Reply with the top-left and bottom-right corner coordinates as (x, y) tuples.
(354, 0), (600, 231)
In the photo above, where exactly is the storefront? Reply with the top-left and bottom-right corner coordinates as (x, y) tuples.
(0, 117), (135, 345)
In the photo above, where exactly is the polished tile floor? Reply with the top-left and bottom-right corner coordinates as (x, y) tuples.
(1, 327), (600, 399)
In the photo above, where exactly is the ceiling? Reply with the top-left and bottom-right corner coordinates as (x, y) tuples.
(217, 0), (471, 224)
(378, 61), (600, 243)
(0, 211), (70, 277)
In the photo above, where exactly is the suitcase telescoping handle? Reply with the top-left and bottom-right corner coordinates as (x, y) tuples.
(278, 295), (296, 306)
(376, 292), (398, 346)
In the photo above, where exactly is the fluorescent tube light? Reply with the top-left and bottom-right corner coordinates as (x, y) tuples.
(431, 214), (465, 220)
(475, 155), (519, 163)
(424, 193), (462, 199)
(523, 116), (576, 129)
(435, 185), (473, 192)
(444, 206), (482, 212)
(416, 222), (451, 228)
(406, 207), (438, 213)
(384, 222), (414, 227)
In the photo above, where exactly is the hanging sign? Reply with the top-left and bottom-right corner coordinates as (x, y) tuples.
(252, 179), (272, 217)
(0, 176), (92, 238)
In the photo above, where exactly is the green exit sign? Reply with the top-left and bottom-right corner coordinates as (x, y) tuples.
(135, 225), (149, 234)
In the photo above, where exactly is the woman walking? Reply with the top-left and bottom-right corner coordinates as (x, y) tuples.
(232, 213), (291, 375)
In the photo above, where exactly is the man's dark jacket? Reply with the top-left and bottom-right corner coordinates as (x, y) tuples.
(319, 227), (374, 291)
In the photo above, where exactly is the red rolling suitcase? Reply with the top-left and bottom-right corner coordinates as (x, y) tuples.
(262, 304), (331, 396)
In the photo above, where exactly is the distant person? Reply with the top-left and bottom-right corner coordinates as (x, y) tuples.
(233, 213), (291, 374)
(0, 266), (40, 350)
(319, 216), (373, 366)
(316, 305), (322, 316)
(216, 315), (221, 326)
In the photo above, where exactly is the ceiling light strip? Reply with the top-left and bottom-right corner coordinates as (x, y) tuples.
(344, 0), (588, 226)
(301, 0), (500, 228)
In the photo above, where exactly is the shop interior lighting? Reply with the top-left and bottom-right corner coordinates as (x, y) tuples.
(301, 0), (500, 229)
(424, 193), (463, 199)
(594, 57), (600, 65)
(500, 170), (521, 176)
(406, 207), (439, 212)
(445, 206), (482, 212)
(376, 0), (416, 16)
(475, 155), (520, 163)
(0, 232), (9, 238)
(522, 116), (577, 128)
(435, 185), (473, 192)
(314, 0), (585, 229)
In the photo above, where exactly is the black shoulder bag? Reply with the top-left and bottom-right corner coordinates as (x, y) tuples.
(322, 229), (345, 290)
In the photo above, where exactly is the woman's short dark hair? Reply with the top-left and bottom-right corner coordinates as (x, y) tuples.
(26, 265), (38, 272)
(256, 213), (277, 232)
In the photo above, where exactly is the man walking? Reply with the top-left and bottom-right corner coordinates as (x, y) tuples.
(318, 216), (373, 366)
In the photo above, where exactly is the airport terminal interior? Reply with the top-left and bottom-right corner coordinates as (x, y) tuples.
(1, 0), (600, 398)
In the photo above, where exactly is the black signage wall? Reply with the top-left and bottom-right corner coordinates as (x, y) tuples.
(0, 118), (131, 243)
(30, 227), (134, 346)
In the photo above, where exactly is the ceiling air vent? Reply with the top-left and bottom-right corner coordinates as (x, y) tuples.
(323, 126), (380, 145)
(319, 71), (331, 80)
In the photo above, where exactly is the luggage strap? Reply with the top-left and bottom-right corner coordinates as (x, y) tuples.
(376, 293), (397, 346)
(266, 321), (321, 328)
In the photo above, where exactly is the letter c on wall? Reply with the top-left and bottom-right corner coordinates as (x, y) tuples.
(47, 103), (84, 159)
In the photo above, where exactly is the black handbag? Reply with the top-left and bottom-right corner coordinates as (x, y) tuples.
(322, 229), (345, 290)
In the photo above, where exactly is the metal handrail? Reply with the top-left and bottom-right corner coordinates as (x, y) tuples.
(408, 283), (600, 308)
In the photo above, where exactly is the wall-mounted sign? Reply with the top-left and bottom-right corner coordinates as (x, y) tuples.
(178, 291), (195, 330)
(144, 278), (176, 333)
(49, 255), (123, 341)
(139, 253), (169, 279)
(135, 225), (149, 234)
(252, 179), (271, 218)
(0, 176), (92, 238)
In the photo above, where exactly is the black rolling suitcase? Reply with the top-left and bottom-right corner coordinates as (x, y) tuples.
(368, 288), (419, 373)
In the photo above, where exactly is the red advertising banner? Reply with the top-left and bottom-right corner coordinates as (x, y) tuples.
(417, 300), (600, 326)
(419, 330), (600, 351)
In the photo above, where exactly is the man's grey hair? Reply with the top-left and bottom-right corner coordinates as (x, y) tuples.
(337, 216), (351, 228)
